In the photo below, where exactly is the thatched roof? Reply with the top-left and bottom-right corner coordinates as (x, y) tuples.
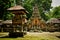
(2, 20), (12, 24)
(7, 5), (28, 14)
(7, 5), (25, 10)
(46, 18), (60, 23)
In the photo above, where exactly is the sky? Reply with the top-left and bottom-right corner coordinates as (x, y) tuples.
(51, 0), (60, 7)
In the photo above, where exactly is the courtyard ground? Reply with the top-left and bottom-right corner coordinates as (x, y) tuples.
(0, 32), (60, 40)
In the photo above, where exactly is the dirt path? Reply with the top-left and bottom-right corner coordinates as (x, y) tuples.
(27, 32), (60, 36)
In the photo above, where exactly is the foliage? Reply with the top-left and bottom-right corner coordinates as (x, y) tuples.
(23, 0), (52, 20)
(0, 0), (52, 20)
(45, 6), (60, 20)
(53, 6), (60, 18)
(0, 0), (15, 20)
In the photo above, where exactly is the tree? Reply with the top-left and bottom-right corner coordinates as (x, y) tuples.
(52, 6), (60, 18)
(0, 0), (15, 20)
(0, 0), (52, 20)
(45, 6), (60, 20)
(23, 0), (52, 20)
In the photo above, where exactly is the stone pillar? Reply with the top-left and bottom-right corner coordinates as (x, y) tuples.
(45, 24), (48, 32)
(21, 26), (23, 32)
(0, 26), (1, 32)
(7, 25), (10, 32)
(13, 25), (16, 32)
(25, 26), (27, 32)
(1, 28), (3, 32)
(21, 23), (23, 32)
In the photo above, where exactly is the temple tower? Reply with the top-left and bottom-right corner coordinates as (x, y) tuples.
(30, 4), (41, 20)
(28, 4), (46, 32)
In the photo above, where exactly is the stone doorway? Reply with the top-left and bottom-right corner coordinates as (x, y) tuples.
(29, 25), (42, 32)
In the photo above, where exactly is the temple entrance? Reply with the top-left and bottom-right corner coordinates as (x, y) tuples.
(28, 25), (42, 32)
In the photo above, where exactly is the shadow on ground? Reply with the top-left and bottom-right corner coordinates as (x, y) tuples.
(0, 32), (26, 38)
(0, 35), (24, 38)
(56, 36), (60, 38)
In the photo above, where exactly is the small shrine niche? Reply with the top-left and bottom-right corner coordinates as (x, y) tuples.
(12, 11), (27, 25)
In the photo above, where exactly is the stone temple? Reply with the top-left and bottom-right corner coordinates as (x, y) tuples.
(27, 4), (46, 32)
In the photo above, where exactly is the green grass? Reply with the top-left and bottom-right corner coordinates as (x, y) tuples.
(0, 35), (60, 40)
(0, 32), (60, 40)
